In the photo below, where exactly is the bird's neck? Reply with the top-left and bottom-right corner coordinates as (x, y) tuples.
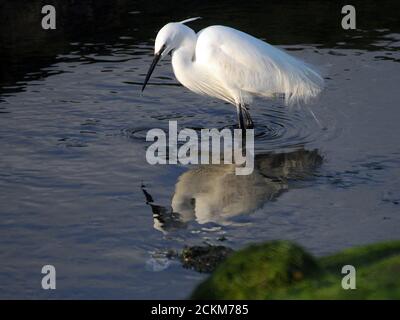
(172, 33), (196, 64)
(171, 36), (197, 88)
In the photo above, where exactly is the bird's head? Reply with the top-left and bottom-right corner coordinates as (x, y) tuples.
(142, 17), (201, 92)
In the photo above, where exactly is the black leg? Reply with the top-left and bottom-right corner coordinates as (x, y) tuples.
(236, 103), (246, 130)
(243, 105), (254, 129)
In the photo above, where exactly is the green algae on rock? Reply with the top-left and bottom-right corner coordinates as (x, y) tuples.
(191, 240), (400, 299)
(191, 241), (321, 299)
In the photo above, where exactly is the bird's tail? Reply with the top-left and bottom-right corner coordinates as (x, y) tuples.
(271, 48), (324, 106)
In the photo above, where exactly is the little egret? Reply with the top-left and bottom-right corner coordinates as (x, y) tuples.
(142, 18), (324, 129)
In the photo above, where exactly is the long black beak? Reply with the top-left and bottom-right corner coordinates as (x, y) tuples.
(142, 49), (164, 92)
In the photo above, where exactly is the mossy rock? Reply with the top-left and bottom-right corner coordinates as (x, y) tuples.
(191, 241), (321, 299)
(191, 240), (400, 299)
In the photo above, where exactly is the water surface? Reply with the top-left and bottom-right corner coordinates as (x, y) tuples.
(0, 0), (400, 299)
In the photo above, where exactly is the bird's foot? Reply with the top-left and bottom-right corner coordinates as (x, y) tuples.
(242, 106), (254, 129)
(245, 120), (254, 129)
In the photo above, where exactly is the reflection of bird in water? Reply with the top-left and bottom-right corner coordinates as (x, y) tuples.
(143, 149), (322, 233)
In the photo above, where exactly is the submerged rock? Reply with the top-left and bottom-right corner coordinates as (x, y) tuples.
(191, 240), (400, 299)
(180, 245), (234, 273)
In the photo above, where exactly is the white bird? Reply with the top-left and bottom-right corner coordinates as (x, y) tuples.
(142, 17), (324, 129)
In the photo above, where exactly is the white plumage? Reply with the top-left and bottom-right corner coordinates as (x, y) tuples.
(142, 18), (324, 128)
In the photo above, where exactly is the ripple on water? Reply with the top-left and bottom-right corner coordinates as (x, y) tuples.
(251, 103), (337, 152)
(119, 101), (339, 154)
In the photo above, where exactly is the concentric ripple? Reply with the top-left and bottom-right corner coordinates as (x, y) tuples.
(250, 101), (339, 152)
(121, 100), (340, 154)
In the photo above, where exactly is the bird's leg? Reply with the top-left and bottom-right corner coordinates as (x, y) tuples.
(236, 104), (248, 151)
(242, 105), (254, 129)
(236, 103), (246, 130)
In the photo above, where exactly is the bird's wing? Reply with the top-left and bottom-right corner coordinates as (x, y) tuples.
(195, 26), (324, 105)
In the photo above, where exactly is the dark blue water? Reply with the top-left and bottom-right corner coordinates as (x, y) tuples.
(1, 1), (400, 299)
